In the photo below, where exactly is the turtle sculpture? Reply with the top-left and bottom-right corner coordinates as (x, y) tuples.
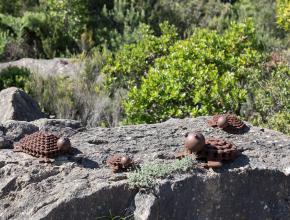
(106, 154), (135, 173)
(13, 131), (72, 161)
(208, 114), (248, 134)
(176, 132), (239, 168)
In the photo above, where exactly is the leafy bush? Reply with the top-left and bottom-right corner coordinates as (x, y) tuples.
(96, 0), (146, 50)
(232, 0), (289, 49)
(0, 12), (49, 60)
(123, 22), (263, 124)
(1, 0), (288, 61)
(0, 0), (39, 16)
(128, 157), (194, 189)
(0, 0), (150, 59)
(0, 14), (19, 59)
(0, 66), (31, 91)
(42, 0), (90, 41)
(0, 11), (78, 60)
(102, 22), (178, 95)
(0, 32), (11, 55)
(148, 0), (233, 35)
(248, 62), (290, 134)
(276, 0), (290, 31)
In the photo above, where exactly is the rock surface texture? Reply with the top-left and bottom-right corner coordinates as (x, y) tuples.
(0, 117), (289, 220)
(0, 58), (83, 77)
(0, 87), (46, 123)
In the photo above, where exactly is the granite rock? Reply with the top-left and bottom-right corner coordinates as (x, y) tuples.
(0, 117), (289, 220)
(0, 58), (83, 77)
(0, 87), (46, 123)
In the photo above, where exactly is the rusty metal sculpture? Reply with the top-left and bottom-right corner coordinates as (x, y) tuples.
(208, 114), (248, 134)
(197, 138), (239, 168)
(13, 131), (72, 159)
(176, 132), (239, 168)
(106, 154), (134, 173)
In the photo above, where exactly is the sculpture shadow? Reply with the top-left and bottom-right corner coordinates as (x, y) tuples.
(75, 157), (99, 169)
(223, 125), (250, 134)
(55, 148), (99, 169)
(214, 154), (250, 173)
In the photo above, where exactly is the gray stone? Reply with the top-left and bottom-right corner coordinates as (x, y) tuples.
(0, 87), (46, 123)
(0, 117), (289, 220)
(0, 58), (83, 77)
(1, 120), (39, 148)
(32, 118), (83, 137)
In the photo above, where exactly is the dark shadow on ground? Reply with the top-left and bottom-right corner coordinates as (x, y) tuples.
(214, 154), (250, 173)
(223, 125), (250, 134)
(54, 147), (99, 169)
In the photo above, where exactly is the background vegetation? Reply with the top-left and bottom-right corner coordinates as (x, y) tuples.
(0, 0), (289, 134)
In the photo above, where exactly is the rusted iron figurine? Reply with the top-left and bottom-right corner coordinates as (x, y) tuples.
(106, 154), (135, 173)
(197, 138), (239, 168)
(13, 131), (72, 160)
(176, 132), (240, 168)
(208, 114), (248, 134)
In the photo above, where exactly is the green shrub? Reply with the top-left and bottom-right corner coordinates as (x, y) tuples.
(0, 0), (39, 16)
(231, 0), (287, 49)
(248, 63), (290, 134)
(0, 66), (31, 91)
(148, 0), (233, 35)
(96, 0), (146, 51)
(276, 0), (290, 31)
(0, 11), (78, 60)
(0, 31), (11, 55)
(101, 22), (178, 95)
(123, 22), (263, 124)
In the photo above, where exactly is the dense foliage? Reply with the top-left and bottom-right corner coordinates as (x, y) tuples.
(0, 66), (31, 90)
(0, 0), (289, 134)
(0, 0), (289, 61)
(276, 0), (290, 30)
(232, 0), (288, 49)
(249, 58), (290, 134)
(102, 22), (178, 95)
(123, 22), (262, 124)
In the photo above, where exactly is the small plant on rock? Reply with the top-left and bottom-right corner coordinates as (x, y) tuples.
(127, 157), (195, 189)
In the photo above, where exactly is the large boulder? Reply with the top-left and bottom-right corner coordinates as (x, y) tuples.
(0, 58), (83, 77)
(0, 121), (39, 149)
(0, 117), (289, 220)
(0, 87), (46, 123)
